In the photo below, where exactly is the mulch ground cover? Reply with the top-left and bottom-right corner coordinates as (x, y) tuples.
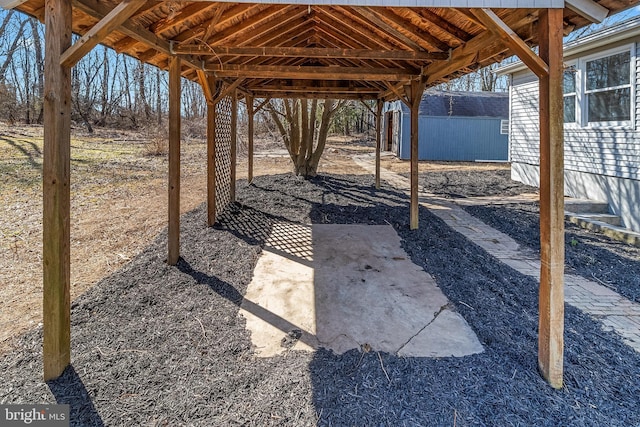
(406, 168), (537, 198)
(463, 202), (640, 304)
(1, 173), (639, 426)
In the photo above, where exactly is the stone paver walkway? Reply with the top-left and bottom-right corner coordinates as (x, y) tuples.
(354, 156), (640, 352)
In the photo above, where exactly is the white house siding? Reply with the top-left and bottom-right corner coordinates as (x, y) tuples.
(508, 43), (640, 232)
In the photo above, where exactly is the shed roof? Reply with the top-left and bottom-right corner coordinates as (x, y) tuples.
(419, 90), (509, 117)
(11, 0), (639, 101)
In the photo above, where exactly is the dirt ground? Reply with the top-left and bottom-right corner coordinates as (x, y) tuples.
(0, 126), (378, 352)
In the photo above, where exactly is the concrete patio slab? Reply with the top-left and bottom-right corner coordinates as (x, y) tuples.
(240, 223), (484, 358)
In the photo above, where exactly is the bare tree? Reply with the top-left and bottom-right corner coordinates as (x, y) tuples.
(266, 98), (343, 177)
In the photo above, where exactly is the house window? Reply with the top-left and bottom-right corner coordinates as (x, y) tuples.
(563, 65), (577, 123)
(585, 50), (631, 123)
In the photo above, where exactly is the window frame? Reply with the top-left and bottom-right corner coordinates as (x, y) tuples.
(500, 119), (509, 135)
(562, 61), (578, 126)
(578, 44), (635, 129)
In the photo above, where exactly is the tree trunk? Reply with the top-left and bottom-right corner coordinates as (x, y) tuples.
(267, 98), (341, 178)
(28, 18), (44, 124)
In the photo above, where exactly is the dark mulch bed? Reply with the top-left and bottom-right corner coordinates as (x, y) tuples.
(2, 174), (639, 426)
(463, 203), (640, 304)
(403, 168), (538, 198)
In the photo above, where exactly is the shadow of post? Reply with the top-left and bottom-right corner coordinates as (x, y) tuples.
(47, 365), (105, 427)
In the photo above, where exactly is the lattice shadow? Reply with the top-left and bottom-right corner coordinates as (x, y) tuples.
(217, 204), (313, 264)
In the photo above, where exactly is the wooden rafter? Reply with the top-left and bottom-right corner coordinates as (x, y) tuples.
(150, 2), (219, 35)
(406, 7), (471, 43)
(425, 8), (535, 84)
(364, 7), (451, 51)
(72, 0), (202, 71)
(172, 3), (265, 45)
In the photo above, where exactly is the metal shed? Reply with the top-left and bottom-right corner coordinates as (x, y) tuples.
(384, 90), (509, 161)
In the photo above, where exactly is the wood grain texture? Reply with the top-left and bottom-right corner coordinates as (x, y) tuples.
(60, 0), (145, 67)
(207, 87), (217, 227)
(43, 0), (72, 381)
(168, 56), (181, 265)
(537, 8), (565, 390)
(247, 95), (254, 184)
(375, 99), (382, 189)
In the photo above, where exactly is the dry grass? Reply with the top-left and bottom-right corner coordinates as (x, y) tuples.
(0, 126), (372, 353)
(380, 155), (511, 174)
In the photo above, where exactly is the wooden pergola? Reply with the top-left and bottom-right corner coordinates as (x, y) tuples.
(7, 0), (637, 388)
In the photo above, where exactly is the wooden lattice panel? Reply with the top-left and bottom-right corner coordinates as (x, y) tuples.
(215, 96), (233, 219)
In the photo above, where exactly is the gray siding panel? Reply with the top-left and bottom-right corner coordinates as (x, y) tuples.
(509, 75), (640, 181)
(509, 82), (540, 165)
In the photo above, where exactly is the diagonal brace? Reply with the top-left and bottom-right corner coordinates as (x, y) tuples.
(61, 0), (146, 68)
(470, 8), (549, 78)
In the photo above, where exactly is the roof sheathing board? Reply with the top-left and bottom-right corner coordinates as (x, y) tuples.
(198, 0), (564, 6)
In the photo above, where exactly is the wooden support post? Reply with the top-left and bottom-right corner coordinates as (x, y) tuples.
(538, 8), (565, 389)
(167, 56), (181, 265)
(375, 99), (383, 190)
(407, 80), (423, 230)
(206, 77), (217, 226)
(43, 0), (72, 381)
(247, 95), (254, 184)
(230, 90), (237, 202)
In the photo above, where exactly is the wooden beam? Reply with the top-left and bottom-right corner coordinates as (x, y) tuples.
(206, 64), (416, 81)
(207, 76), (217, 226)
(212, 78), (244, 105)
(197, 69), (214, 104)
(254, 85), (380, 94)
(406, 79), (425, 230)
(538, 8), (565, 390)
(383, 81), (410, 105)
(250, 91), (378, 100)
(247, 95), (254, 184)
(254, 97), (271, 114)
(173, 45), (449, 61)
(168, 56), (181, 266)
(375, 99), (383, 190)
(60, 0), (145, 68)
(470, 8), (548, 78)
(424, 9), (534, 85)
(566, 0), (609, 23)
(230, 91), (237, 202)
(43, 0), (72, 382)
